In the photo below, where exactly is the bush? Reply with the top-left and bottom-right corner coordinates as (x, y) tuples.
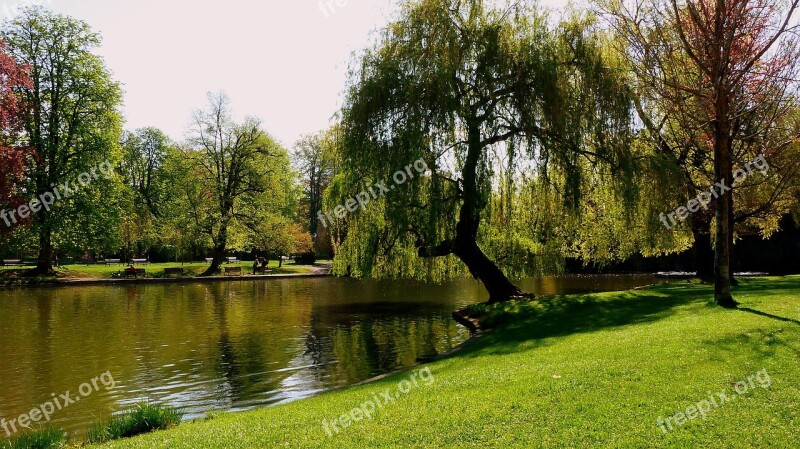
(0, 428), (67, 449)
(295, 252), (316, 265)
(86, 402), (182, 443)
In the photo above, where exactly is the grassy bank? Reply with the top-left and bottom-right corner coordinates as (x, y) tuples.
(81, 277), (799, 448)
(0, 260), (329, 286)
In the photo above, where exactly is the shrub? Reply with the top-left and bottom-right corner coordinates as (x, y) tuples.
(295, 252), (316, 265)
(0, 427), (67, 449)
(86, 402), (182, 443)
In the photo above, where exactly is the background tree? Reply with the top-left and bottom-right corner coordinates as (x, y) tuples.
(605, 0), (800, 306)
(2, 6), (123, 272)
(119, 128), (172, 218)
(294, 130), (335, 237)
(339, 0), (634, 302)
(116, 128), (174, 260)
(185, 92), (289, 276)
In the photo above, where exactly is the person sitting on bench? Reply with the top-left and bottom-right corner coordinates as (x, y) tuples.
(124, 265), (138, 278)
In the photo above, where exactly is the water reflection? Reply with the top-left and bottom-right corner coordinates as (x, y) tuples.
(0, 275), (658, 439)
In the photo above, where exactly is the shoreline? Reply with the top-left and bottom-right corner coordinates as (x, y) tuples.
(0, 267), (333, 290)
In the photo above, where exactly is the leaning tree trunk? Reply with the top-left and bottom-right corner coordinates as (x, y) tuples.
(419, 124), (529, 304)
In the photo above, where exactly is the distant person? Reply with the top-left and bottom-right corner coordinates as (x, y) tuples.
(253, 259), (259, 274)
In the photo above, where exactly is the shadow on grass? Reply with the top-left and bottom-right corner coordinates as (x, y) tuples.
(701, 328), (800, 366)
(738, 308), (800, 326)
(463, 284), (715, 357)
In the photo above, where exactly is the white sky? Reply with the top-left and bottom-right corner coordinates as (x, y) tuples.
(24, 0), (568, 149)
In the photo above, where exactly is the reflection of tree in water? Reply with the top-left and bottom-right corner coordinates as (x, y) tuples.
(209, 284), (269, 402)
(207, 282), (306, 406)
(326, 315), (461, 384)
(303, 310), (331, 367)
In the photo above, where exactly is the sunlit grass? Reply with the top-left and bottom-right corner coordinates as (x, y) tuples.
(85, 276), (800, 448)
(0, 260), (322, 281)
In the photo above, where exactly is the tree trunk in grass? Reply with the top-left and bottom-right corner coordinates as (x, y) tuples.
(202, 224), (228, 277)
(35, 225), (53, 274)
(713, 115), (737, 309)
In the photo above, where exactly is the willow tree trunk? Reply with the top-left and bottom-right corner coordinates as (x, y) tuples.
(449, 125), (528, 303)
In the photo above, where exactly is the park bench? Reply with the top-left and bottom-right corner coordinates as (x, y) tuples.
(224, 266), (242, 276)
(131, 259), (149, 265)
(103, 259), (122, 265)
(121, 268), (145, 279)
(2, 259), (23, 266)
(164, 268), (184, 277)
(205, 258), (214, 263)
(226, 257), (240, 264)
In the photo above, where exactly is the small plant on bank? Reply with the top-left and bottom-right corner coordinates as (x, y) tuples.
(0, 427), (67, 449)
(86, 402), (182, 443)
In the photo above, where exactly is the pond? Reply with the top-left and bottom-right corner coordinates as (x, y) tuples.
(0, 274), (659, 439)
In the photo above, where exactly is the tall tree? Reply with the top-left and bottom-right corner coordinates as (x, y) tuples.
(119, 128), (173, 218)
(294, 129), (335, 237)
(606, 0), (800, 307)
(2, 6), (122, 272)
(186, 92), (287, 276)
(340, 0), (634, 302)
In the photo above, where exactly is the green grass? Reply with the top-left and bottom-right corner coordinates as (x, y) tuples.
(85, 276), (800, 448)
(86, 403), (183, 444)
(0, 428), (66, 449)
(0, 260), (322, 282)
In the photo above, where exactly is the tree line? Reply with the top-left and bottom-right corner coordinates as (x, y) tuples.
(1, 1), (799, 300)
(0, 7), (311, 276)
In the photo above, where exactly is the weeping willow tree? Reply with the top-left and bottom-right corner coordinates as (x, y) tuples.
(338, 0), (635, 303)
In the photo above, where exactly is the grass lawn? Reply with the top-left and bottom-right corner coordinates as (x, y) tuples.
(0, 260), (325, 281)
(84, 276), (800, 449)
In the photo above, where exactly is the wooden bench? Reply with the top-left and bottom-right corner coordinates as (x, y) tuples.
(224, 266), (242, 276)
(121, 268), (146, 279)
(226, 257), (240, 264)
(2, 259), (23, 266)
(131, 259), (149, 265)
(205, 258), (214, 263)
(164, 268), (184, 277)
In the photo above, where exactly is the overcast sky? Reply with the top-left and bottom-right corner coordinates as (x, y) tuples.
(18, 0), (567, 149)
